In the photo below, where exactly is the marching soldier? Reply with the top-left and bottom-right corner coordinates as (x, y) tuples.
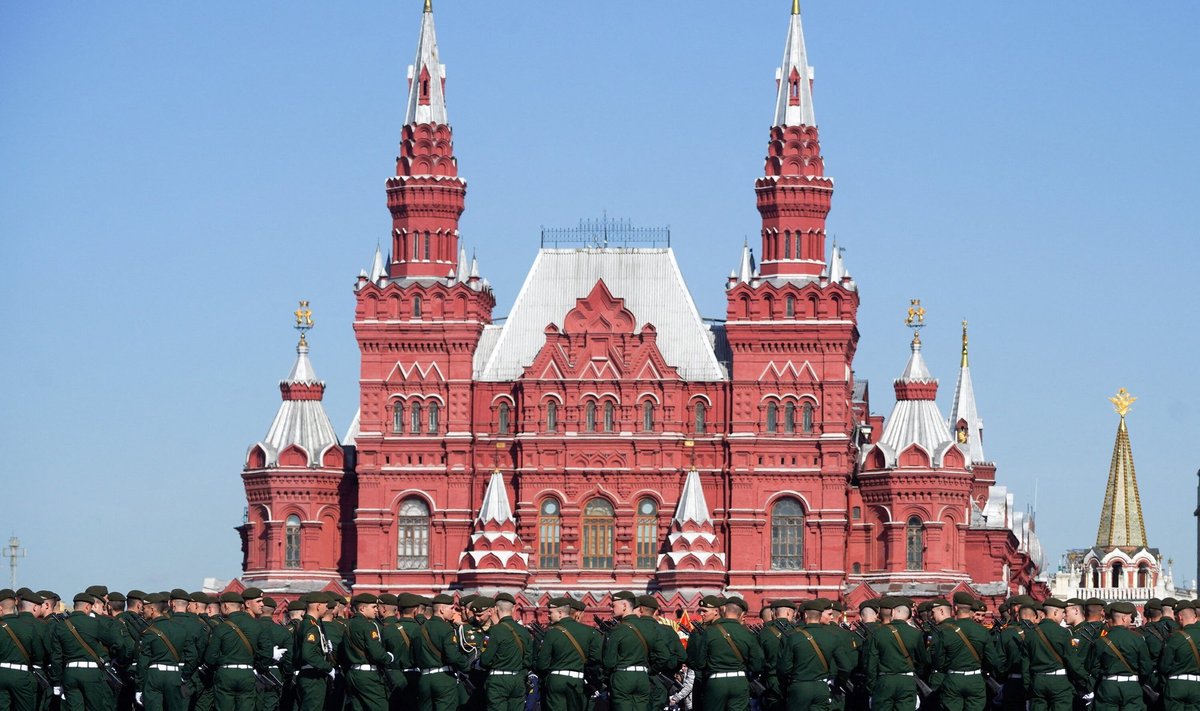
(684, 594), (725, 707)
(602, 591), (655, 711)
(928, 593), (994, 711)
(1156, 599), (1200, 708)
(460, 596), (492, 711)
(1086, 601), (1152, 710)
(393, 594), (425, 708)
(756, 599), (796, 711)
(776, 599), (842, 710)
(478, 592), (532, 711)
(137, 592), (195, 711)
(536, 597), (600, 711)
(342, 594), (393, 711)
(825, 600), (859, 710)
(292, 593), (334, 711)
(322, 596), (349, 711)
(0, 588), (46, 711)
(633, 595), (684, 711)
(204, 591), (273, 711)
(255, 596), (290, 711)
(865, 596), (929, 711)
(411, 593), (469, 711)
(1022, 598), (1089, 711)
(375, 593), (411, 710)
(49, 592), (122, 710)
(687, 596), (762, 711)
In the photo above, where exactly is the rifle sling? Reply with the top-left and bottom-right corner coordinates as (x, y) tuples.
(555, 625), (587, 667)
(223, 620), (256, 659)
(1176, 631), (1200, 673)
(950, 625), (982, 666)
(499, 620), (525, 658)
(888, 626), (916, 672)
(419, 624), (445, 664)
(145, 625), (181, 663)
(62, 619), (108, 669)
(796, 628), (830, 674)
(0, 622), (31, 665)
(1032, 624), (1066, 668)
(1100, 635), (1137, 676)
(712, 622), (746, 665)
(625, 622), (651, 663)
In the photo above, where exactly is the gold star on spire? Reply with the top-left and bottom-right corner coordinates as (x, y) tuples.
(1109, 388), (1136, 418)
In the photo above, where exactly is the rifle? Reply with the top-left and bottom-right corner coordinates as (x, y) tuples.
(255, 669), (284, 692)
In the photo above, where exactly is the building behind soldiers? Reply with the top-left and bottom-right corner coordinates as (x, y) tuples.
(232, 3), (1045, 612)
(1048, 390), (1196, 606)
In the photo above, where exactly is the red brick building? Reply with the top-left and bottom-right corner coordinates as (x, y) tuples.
(236, 4), (1044, 614)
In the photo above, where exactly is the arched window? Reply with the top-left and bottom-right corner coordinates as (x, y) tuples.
(785, 295), (795, 318)
(284, 515), (302, 569)
(1137, 563), (1151, 588)
(784, 402), (796, 434)
(412, 234), (420, 261)
(603, 401), (615, 433)
(423, 234), (430, 261)
(581, 499), (615, 569)
(770, 498), (805, 570)
(635, 499), (658, 569)
(396, 498), (429, 569)
(427, 402), (439, 434)
(852, 562), (862, 574)
(546, 401), (558, 432)
(1090, 562), (1100, 589)
(1112, 563), (1124, 589)
(538, 499), (561, 570)
(412, 296), (422, 319)
(642, 401), (654, 432)
(392, 402), (404, 434)
(497, 402), (511, 435)
(784, 233), (792, 260)
(694, 402), (707, 434)
(410, 402), (422, 434)
(584, 401), (596, 433)
(906, 516), (924, 571)
(766, 403), (778, 433)
(803, 402), (815, 433)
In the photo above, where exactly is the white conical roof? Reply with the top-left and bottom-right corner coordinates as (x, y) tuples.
(880, 338), (952, 457)
(369, 244), (387, 284)
(673, 469), (713, 525)
(256, 336), (339, 468)
(737, 241), (756, 283)
(478, 470), (515, 524)
(948, 326), (986, 463)
(286, 337), (320, 383)
(404, 3), (449, 126)
(828, 241), (847, 282)
(773, 3), (817, 128)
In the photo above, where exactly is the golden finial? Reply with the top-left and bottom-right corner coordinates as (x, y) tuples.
(905, 299), (926, 346)
(294, 300), (314, 345)
(792, 0), (801, 16)
(1109, 388), (1136, 418)
(424, 0), (432, 13)
(961, 320), (969, 368)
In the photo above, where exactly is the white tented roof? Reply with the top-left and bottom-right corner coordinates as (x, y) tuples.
(474, 248), (727, 382)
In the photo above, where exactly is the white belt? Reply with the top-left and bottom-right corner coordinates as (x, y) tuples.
(66, 662), (98, 669)
(222, 665), (254, 670)
(883, 672), (913, 676)
(403, 668), (419, 673)
(1103, 675), (1139, 683)
(1170, 675), (1200, 682)
(351, 665), (377, 672)
(421, 666), (451, 675)
(949, 670), (981, 676)
(1036, 669), (1066, 676)
(709, 671), (745, 679)
(490, 670), (520, 676)
(0, 663), (28, 671)
(551, 670), (584, 679)
(150, 664), (181, 672)
(616, 666), (647, 673)
(1008, 674), (1023, 680)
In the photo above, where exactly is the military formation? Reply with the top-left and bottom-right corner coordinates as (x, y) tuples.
(2, 585), (1199, 711)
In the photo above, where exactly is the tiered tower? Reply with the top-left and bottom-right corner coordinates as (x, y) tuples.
(722, 1), (862, 596)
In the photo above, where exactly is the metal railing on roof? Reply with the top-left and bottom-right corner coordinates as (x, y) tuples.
(540, 216), (670, 249)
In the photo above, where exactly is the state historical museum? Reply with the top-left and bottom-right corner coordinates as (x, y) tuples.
(235, 4), (1046, 612)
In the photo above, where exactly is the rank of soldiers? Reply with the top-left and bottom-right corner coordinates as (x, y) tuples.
(2, 586), (1198, 711)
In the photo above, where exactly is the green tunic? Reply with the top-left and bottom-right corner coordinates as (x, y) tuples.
(203, 611), (267, 711)
(0, 612), (46, 711)
(534, 617), (601, 711)
(49, 611), (121, 710)
(1021, 619), (1088, 710)
(292, 616), (332, 711)
(865, 621), (928, 711)
(688, 617), (763, 711)
(341, 613), (391, 711)
(777, 622), (840, 711)
(479, 616), (533, 711)
(411, 616), (468, 711)
(136, 617), (196, 711)
(929, 619), (992, 711)
(1085, 626), (1151, 711)
(757, 619), (794, 710)
(1156, 622), (1200, 707)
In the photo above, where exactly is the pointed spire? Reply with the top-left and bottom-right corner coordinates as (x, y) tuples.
(899, 337), (933, 382)
(948, 320), (986, 463)
(478, 470), (515, 524)
(828, 240), (847, 282)
(1096, 389), (1148, 549)
(404, 1), (448, 126)
(457, 245), (469, 282)
(674, 469), (714, 525)
(369, 244), (387, 283)
(469, 252), (479, 279)
(773, 1), (816, 128)
(737, 240), (756, 283)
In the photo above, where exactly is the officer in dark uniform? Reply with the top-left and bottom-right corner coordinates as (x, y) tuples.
(756, 598), (796, 711)
(1085, 601), (1151, 710)
(460, 596), (492, 711)
(687, 596), (762, 711)
(411, 593), (469, 711)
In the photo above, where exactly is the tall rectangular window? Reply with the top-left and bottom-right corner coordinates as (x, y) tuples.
(635, 499), (658, 569)
(538, 500), (561, 570)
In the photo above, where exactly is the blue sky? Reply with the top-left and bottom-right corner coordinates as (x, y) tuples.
(2, 1), (1198, 596)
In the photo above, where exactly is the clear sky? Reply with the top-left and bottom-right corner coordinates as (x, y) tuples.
(2, 1), (1198, 597)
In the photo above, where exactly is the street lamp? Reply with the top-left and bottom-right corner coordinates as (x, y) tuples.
(2, 536), (26, 589)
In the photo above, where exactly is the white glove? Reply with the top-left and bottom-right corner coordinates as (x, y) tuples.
(52, 686), (63, 699)
(135, 692), (143, 706)
(272, 646), (287, 661)
(328, 668), (338, 679)
(386, 652), (394, 663)
(1082, 693), (1095, 702)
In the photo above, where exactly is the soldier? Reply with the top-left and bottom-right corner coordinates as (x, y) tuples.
(687, 596), (763, 711)
(535, 597), (600, 711)
(460, 596), (492, 711)
(990, 595), (1033, 711)
(477, 592), (532, 711)
(1085, 601), (1152, 710)
(292, 593), (334, 711)
(824, 600), (860, 710)
(49, 592), (122, 710)
(322, 595), (349, 711)
(865, 596), (929, 711)
(777, 599), (843, 710)
(253, 596), (290, 711)
(1022, 598), (1089, 711)
(204, 591), (273, 711)
(411, 593), (469, 711)
(1156, 599), (1200, 708)
(137, 592), (196, 711)
(928, 593), (995, 711)
(375, 593), (411, 710)
(684, 594), (725, 707)
(1, 588), (46, 711)
(340, 593), (393, 711)
(634, 595), (684, 711)
(602, 591), (654, 711)
(1162, 601), (1181, 633)
(756, 599), (796, 711)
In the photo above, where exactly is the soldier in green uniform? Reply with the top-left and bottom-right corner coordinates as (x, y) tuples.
(1162, 601), (1182, 634)
(292, 594), (334, 711)
(1, 588), (45, 711)
(535, 597), (600, 711)
(137, 592), (196, 711)
(203, 591), (270, 711)
(1084, 601), (1151, 711)
(928, 594), (995, 711)
(374, 593), (411, 710)
(687, 596), (762, 711)
(254, 596), (290, 711)
(824, 600), (859, 710)
(48, 592), (122, 711)
(775, 599), (841, 710)
(477, 592), (532, 711)
(460, 596), (492, 711)
(411, 593), (468, 711)
(602, 591), (654, 711)
(633, 595), (683, 711)
(1022, 598), (1090, 711)
(756, 599), (796, 711)
(989, 596), (1032, 711)
(684, 595), (725, 708)
(394, 594), (425, 708)
(321, 596), (349, 711)
(865, 597), (929, 711)
(340, 594), (393, 711)
(1156, 599), (1200, 708)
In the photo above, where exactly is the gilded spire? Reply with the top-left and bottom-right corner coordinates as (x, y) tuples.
(793, 0), (801, 15)
(773, 0), (816, 127)
(424, 0), (432, 13)
(961, 319), (969, 368)
(948, 319), (986, 463)
(1096, 389), (1148, 549)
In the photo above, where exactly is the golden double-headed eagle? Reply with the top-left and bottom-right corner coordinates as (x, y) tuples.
(905, 299), (926, 327)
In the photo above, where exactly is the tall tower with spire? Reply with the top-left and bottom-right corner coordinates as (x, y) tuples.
(1096, 389), (1148, 549)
